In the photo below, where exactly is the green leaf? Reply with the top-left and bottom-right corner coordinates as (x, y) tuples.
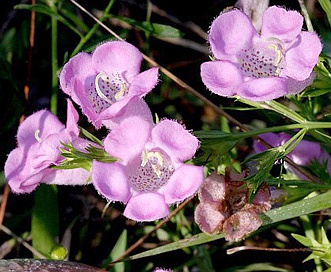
(110, 15), (183, 38)
(128, 190), (331, 261)
(261, 190), (331, 225)
(292, 234), (314, 247)
(31, 184), (59, 258)
(194, 245), (216, 272)
(79, 126), (103, 146)
(0, 172), (6, 188)
(60, 8), (90, 33)
(14, 4), (83, 37)
(102, 229), (127, 271)
(318, 0), (331, 27)
(244, 148), (282, 201)
(128, 232), (224, 261)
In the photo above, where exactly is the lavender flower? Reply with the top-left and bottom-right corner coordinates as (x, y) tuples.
(4, 100), (90, 193)
(59, 41), (159, 129)
(200, 6), (322, 101)
(92, 116), (204, 221)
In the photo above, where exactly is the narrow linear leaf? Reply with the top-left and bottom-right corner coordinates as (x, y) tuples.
(128, 232), (224, 261)
(110, 15), (183, 38)
(102, 230), (127, 272)
(128, 190), (331, 261)
(318, 0), (331, 27)
(261, 190), (331, 225)
(245, 149), (282, 201)
(14, 4), (83, 38)
(194, 245), (216, 272)
(79, 126), (103, 146)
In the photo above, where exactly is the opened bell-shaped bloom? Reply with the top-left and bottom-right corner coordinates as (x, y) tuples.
(4, 100), (91, 193)
(201, 6), (322, 101)
(59, 41), (159, 129)
(195, 170), (271, 241)
(253, 132), (331, 179)
(92, 116), (204, 221)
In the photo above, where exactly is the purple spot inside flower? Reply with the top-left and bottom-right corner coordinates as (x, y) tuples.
(87, 72), (128, 114)
(238, 43), (285, 78)
(129, 151), (175, 192)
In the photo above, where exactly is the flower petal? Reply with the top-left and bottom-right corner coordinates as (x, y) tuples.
(200, 61), (243, 97)
(45, 168), (91, 186)
(123, 192), (169, 221)
(283, 32), (322, 81)
(162, 164), (204, 204)
(223, 210), (262, 241)
(238, 77), (288, 101)
(128, 67), (159, 96)
(92, 41), (143, 82)
(5, 148), (53, 193)
(209, 9), (257, 60)
(151, 120), (199, 162)
(194, 203), (225, 235)
(92, 161), (131, 203)
(65, 99), (80, 136)
(59, 52), (94, 96)
(261, 6), (303, 42)
(102, 98), (154, 129)
(287, 72), (315, 95)
(198, 172), (226, 203)
(104, 116), (151, 162)
(17, 110), (64, 147)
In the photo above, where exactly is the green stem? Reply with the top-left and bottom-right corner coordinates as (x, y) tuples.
(70, 0), (115, 57)
(238, 98), (331, 145)
(279, 128), (307, 156)
(237, 98), (307, 123)
(196, 121), (331, 142)
(263, 100), (307, 123)
(50, 15), (58, 114)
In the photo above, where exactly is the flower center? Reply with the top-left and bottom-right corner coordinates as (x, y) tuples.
(238, 40), (285, 78)
(87, 72), (128, 113)
(129, 150), (175, 192)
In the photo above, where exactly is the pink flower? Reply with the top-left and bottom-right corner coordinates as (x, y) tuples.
(154, 269), (173, 272)
(59, 41), (159, 129)
(92, 116), (204, 221)
(194, 170), (271, 241)
(4, 100), (90, 193)
(253, 132), (331, 179)
(200, 6), (322, 101)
